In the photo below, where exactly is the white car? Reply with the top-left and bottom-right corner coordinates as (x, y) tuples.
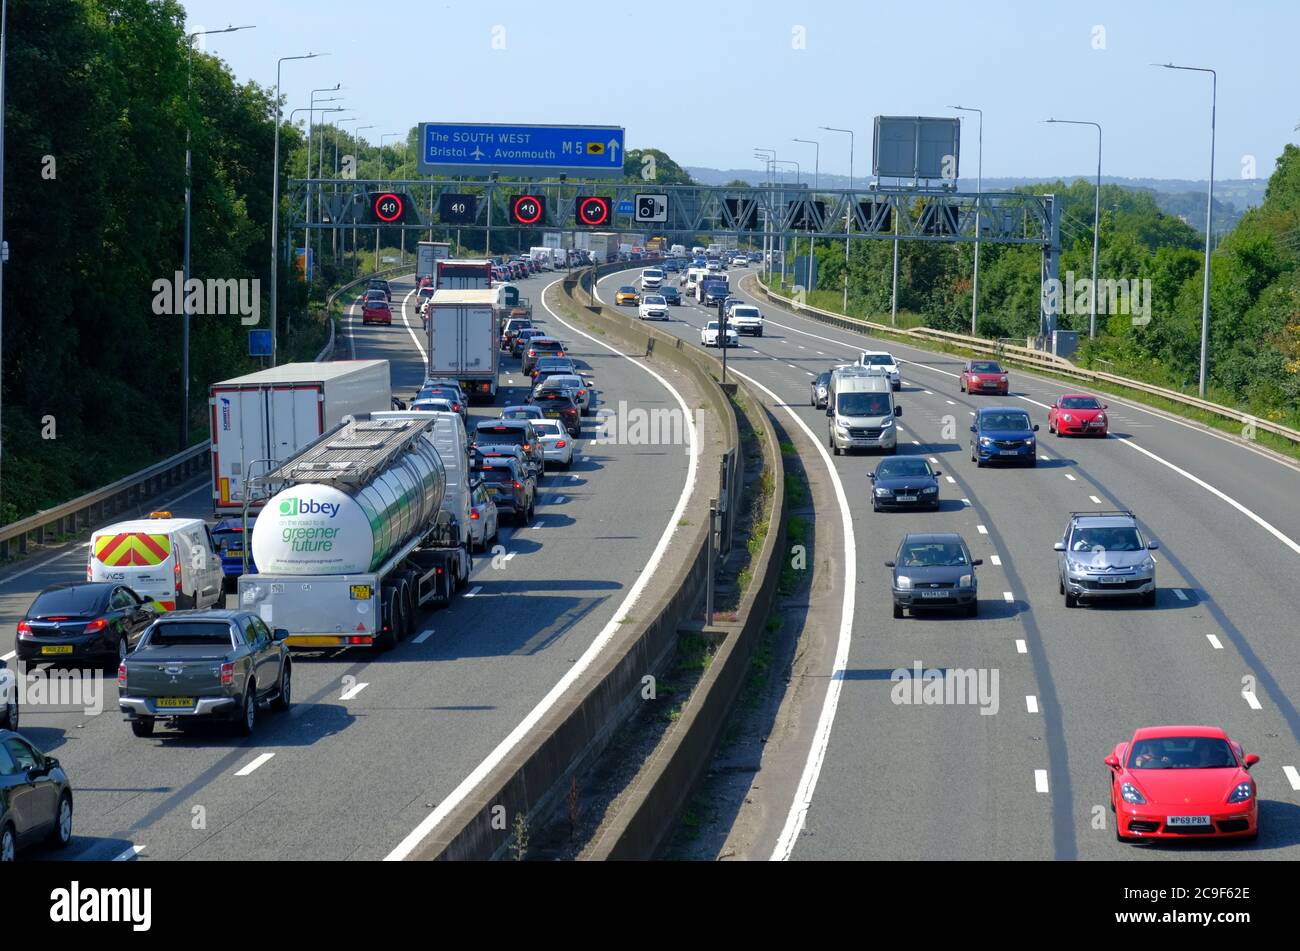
(638, 295), (669, 320)
(859, 350), (902, 390)
(530, 418), (575, 468)
(468, 480), (500, 553)
(701, 320), (739, 348)
(731, 255), (748, 268)
(728, 305), (764, 337)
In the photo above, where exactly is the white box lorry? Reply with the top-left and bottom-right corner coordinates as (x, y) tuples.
(416, 241), (451, 284)
(209, 361), (391, 516)
(426, 287), (502, 402)
(239, 413), (472, 650)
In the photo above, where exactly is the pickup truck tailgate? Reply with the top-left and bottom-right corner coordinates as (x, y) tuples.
(124, 646), (230, 697)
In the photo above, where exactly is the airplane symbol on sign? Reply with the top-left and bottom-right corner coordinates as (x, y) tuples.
(471, 146), (485, 161)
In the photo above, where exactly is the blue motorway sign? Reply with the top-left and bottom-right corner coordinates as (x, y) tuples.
(248, 329), (272, 358)
(418, 123), (626, 179)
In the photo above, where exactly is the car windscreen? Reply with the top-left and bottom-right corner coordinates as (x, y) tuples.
(732, 307), (759, 318)
(876, 458), (931, 478)
(898, 542), (969, 567)
(970, 362), (1001, 373)
(532, 341), (563, 352)
(643, 297), (666, 305)
(500, 408), (540, 419)
(837, 393), (891, 416)
(30, 586), (110, 615)
(531, 421), (564, 436)
(1126, 737), (1237, 770)
(861, 354), (894, 366)
(618, 286), (636, 293)
(212, 531), (249, 554)
(816, 373), (831, 385)
(1060, 396), (1101, 409)
(980, 412), (1031, 431)
(145, 622), (233, 647)
(1068, 526), (1143, 552)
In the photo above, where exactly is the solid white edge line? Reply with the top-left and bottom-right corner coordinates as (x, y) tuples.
(385, 275), (698, 861)
(735, 367), (857, 862)
(1114, 435), (1300, 557)
(235, 752), (276, 776)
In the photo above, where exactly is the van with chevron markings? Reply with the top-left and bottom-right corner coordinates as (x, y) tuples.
(87, 514), (224, 612)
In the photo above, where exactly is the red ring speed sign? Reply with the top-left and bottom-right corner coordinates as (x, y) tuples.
(578, 196), (610, 226)
(374, 192), (404, 222)
(511, 194), (544, 225)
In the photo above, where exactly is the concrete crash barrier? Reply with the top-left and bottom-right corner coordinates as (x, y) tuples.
(410, 264), (782, 860)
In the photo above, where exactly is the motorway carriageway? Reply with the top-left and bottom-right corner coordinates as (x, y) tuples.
(597, 265), (1300, 861)
(0, 268), (693, 861)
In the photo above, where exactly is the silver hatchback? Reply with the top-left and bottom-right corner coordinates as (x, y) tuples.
(1054, 511), (1159, 607)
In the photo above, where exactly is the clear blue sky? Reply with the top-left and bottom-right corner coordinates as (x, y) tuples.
(183, 0), (1299, 182)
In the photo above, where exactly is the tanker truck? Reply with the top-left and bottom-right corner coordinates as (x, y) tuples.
(237, 413), (472, 650)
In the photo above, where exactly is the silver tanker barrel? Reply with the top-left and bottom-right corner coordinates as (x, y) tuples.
(250, 417), (447, 576)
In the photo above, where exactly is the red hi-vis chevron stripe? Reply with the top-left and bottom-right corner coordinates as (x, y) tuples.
(95, 532), (171, 567)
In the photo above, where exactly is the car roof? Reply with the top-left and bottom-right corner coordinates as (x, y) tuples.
(37, 581), (116, 593)
(1131, 725), (1229, 741)
(900, 532), (967, 545)
(93, 517), (205, 534)
(1070, 513), (1138, 528)
(154, 609), (244, 621)
(976, 405), (1028, 414)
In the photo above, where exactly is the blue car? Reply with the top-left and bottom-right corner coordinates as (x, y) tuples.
(970, 407), (1039, 467)
(211, 518), (258, 593)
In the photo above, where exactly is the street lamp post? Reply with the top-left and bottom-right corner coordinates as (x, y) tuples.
(820, 125), (854, 312)
(951, 106), (983, 335)
(306, 87), (342, 284)
(289, 104), (342, 288)
(793, 138), (820, 292)
(270, 52), (325, 369)
(381, 133), (402, 267)
(353, 125), (374, 276)
(181, 25), (254, 450)
(334, 117), (357, 262)
(754, 147), (776, 281)
(1157, 63), (1216, 397)
(1046, 118), (1102, 340)
(775, 160), (800, 284)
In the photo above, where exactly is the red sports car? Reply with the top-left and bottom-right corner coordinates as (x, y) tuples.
(1106, 725), (1260, 843)
(361, 297), (391, 326)
(959, 360), (1009, 395)
(1049, 394), (1108, 436)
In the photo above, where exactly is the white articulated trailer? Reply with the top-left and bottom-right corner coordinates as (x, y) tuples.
(239, 413), (471, 650)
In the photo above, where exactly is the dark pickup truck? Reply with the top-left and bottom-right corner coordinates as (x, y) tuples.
(118, 610), (292, 738)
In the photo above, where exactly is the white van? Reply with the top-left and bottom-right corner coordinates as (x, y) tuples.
(826, 367), (900, 455)
(88, 514), (224, 612)
(684, 267), (708, 293)
(640, 267), (665, 290)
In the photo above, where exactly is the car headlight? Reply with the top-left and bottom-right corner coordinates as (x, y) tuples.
(958, 573), (973, 587)
(1026, 437), (1036, 445)
(881, 417), (894, 427)
(1120, 782), (1146, 805)
(1140, 557), (1156, 572)
(979, 437), (993, 446)
(874, 487), (893, 496)
(896, 575), (912, 589)
(1227, 782), (1253, 804)
(1062, 413), (1072, 422)
(1097, 413), (1106, 423)
(921, 486), (937, 494)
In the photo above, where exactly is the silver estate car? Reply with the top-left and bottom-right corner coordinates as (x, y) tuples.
(1054, 511), (1159, 608)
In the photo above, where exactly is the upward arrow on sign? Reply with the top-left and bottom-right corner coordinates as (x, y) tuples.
(607, 139), (620, 162)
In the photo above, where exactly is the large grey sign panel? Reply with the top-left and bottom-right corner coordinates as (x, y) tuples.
(418, 122), (626, 178)
(872, 116), (961, 181)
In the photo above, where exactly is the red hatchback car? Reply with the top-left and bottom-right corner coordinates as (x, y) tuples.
(361, 296), (391, 326)
(1106, 725), (1260, 843)
(959, 360), (1009, 395)
(1048, 393), (1109, 437)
